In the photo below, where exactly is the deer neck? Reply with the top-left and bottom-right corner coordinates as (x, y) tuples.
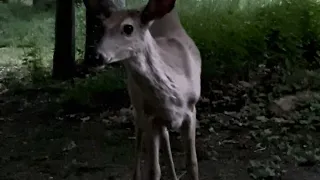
(123, 31), (174, 99)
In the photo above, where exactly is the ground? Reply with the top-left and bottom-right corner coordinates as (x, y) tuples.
(1, 67), (320, 180)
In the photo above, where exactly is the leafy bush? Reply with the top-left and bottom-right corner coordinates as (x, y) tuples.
(179, 0), (320, 78)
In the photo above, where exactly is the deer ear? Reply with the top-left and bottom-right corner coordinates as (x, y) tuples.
(83, 0), (117, 17)
(140, 0), (176, 24)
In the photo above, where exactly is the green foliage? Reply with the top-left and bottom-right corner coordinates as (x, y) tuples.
(178, 0), (320, 77)
(75, 3), (86, 59)
(1, 0), (320, 102)
(0, 2), (54, 63)
(21, 43), (49, 83)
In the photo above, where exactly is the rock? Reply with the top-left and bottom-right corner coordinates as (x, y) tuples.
(268, 91), (320, 116)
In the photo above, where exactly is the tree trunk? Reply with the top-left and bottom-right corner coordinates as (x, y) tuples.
(82, 0), (126, 68)
(82, 9), (104, 67)
(52, 0), (76, 80)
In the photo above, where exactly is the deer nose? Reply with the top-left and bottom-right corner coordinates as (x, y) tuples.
(97, 48), (105, 58)
(97, 49), (112, 63)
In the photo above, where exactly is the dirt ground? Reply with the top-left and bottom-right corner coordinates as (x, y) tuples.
(1, 79), (320, 180)
(0, 113), (251, 180)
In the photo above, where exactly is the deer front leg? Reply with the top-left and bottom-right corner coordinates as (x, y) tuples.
(132, 107), (145, 180)
(181, 107), (199, 180)
(161, 126), (178, 180)
(145, 121), (161, 180)
(133, 125), (143, 180)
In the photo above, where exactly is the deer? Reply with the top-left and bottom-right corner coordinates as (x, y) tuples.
(83, 0), (201, 179)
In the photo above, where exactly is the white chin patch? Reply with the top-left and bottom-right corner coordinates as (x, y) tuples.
(93, 65), (106, 71)
(105, 57), (123, 64)
(104, 57), (113, 64)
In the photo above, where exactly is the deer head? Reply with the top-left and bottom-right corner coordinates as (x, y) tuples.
(83, 0), (176, 64)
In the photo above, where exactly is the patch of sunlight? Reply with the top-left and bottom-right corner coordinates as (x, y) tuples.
(0, 47), (25, 65)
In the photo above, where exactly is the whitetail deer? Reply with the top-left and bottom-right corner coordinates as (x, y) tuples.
(84, 0), (201, 179)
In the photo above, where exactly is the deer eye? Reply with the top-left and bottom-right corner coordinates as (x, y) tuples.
(123, 24), (134, 35)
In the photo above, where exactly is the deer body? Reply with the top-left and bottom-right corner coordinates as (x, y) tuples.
(83, 0), (201, 179)
(125, 32), (201, 125)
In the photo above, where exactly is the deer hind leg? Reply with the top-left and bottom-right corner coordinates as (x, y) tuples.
(145, 119), (161, 180)
(161, 126), (178, 180)
(181, 106), (199, 180)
